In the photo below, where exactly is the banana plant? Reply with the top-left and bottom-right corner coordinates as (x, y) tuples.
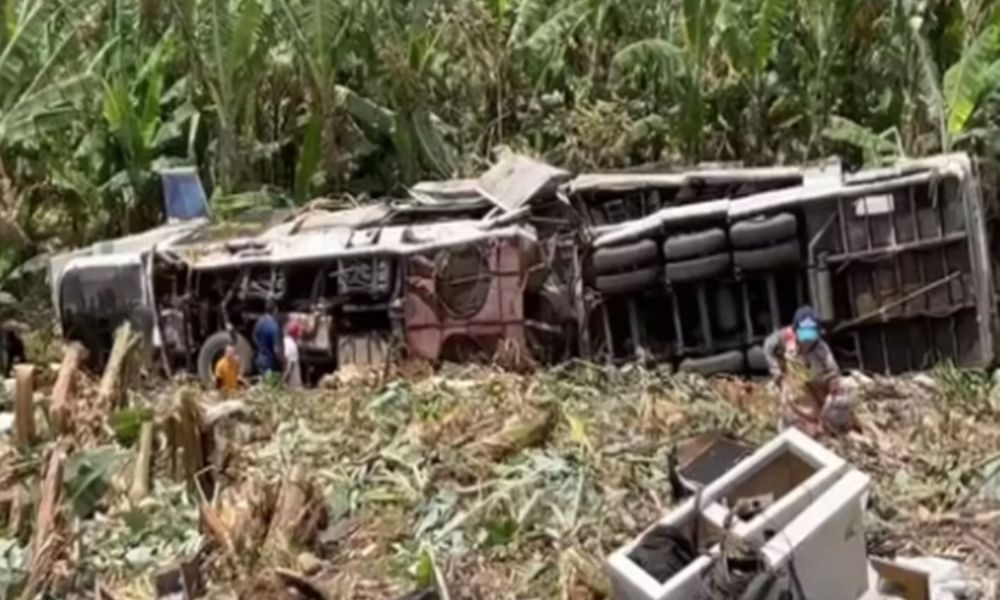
(611, 0), (723, 159)
(717, 0), (793, 158)
(275, 0), (351, 200)
(347, 0), (457, 183)
(172, 0), (272, 194)
(0, 0), (95, 249)
(941, 6), (1000, 142)
(832, 2), (1000, 159)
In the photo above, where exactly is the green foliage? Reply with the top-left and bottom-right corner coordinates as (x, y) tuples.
(411, 545), (435, 587)
(931, 362), (992, 412)
(823, 116), (901, 166)
(0, 537), (27, 598)
(77, 482), (203, 582)
(64, 446), (128, 518)
(1, 0), (1000, 274)
(943, 14), (1000, 135)
(109, 407), (154, 447)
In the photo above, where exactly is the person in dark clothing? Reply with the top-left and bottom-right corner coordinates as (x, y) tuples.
(0, 321), (26, 377)
(252, 305), (283, 377)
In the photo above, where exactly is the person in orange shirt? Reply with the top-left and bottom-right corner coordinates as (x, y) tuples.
(214, 343), (242, 392)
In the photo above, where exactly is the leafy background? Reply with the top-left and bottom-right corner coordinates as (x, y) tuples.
(1, 0), (1000, 284)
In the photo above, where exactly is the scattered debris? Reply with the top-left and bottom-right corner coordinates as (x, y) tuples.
(154, 558), (203, 599)
(262, 465), (327, 563)
(870, 556), (996, 599)
(1, 362), (998, 598)
(468, 404), (557, 462)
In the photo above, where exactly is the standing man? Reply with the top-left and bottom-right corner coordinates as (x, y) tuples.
(253, 302), (284, 381)
(283, 319), (304, 389)
(763, 306), (854, 436)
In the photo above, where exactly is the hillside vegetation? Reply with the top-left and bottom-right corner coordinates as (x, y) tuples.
(2, 0), (1000, 278)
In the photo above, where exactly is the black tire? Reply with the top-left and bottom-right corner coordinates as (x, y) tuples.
(663, 228), (727, 261)
(595, 265), (661, 295)
(665, 253), (730, 284)
(593, 239), (659, 274)
(734, 239), (801, 272)
(747, 345), (769, 373)
(679, 350), (745, 376)
(197, 330), (253, 386)
(730, 213), (797, 249)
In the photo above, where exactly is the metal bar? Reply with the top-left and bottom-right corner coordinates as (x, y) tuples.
(807, 212), (838, 317)
(923, 316), (936, 368)
(949, 314), (960, 365)
(741, 280), (755, 345)
(836, 198), (857, 318)
(627, 298), (644, 360)
(879, 327), (891, 375)
(825, 232), (967, 265)
(962, 172), (997, 367)
(766, 274), (781, 331)
(836, 196), (852, 256)
(886, 194), (908, 314)
(671, 290), (686, 355)
(863, 198), (874, 251)
(835, 197), (864, 365)
(867, 264), (881, 338)
(903, 322), (915, 371)
(832, 271), (963, 333)
(602, 301), (615, 364)
(891, 259), (907, 316)
(853, 331), (864, 371)
(807, 212), (839, 260)
(573, 248), (591, 359)
(932, 179), (957, 311)
(729, 171), (935, 220)
(909, 186), (930, 312)
(909, 183), (921, 241)
(696, 285), (714, 351)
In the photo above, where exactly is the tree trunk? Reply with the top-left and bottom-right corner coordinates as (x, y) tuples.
(171, 388), (213, 498)
(19, 447), (66, 600)
(263, 466), (325, 561)
(129, 421), (155, 502)
(13, 364), (35, 449)
(98, 323), (141, 409)
(50, 343), (86, 435)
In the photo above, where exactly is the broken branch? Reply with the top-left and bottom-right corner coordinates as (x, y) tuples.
(50, 342), (86, 434)
(19, 446), (67, 600)
(13, 364), (35, 449)
(129, 420), (154, 502)
(97, 323), (142, 409)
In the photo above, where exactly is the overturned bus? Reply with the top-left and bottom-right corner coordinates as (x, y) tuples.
(576, 153), (996, 374)
(51, 159), (577, 383)
(49, 153), (998, 381)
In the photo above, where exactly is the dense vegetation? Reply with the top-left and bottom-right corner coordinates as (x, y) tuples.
(1, 0), (1000, 278)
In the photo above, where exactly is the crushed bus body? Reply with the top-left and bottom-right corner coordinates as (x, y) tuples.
(48, 153), (998, 381)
